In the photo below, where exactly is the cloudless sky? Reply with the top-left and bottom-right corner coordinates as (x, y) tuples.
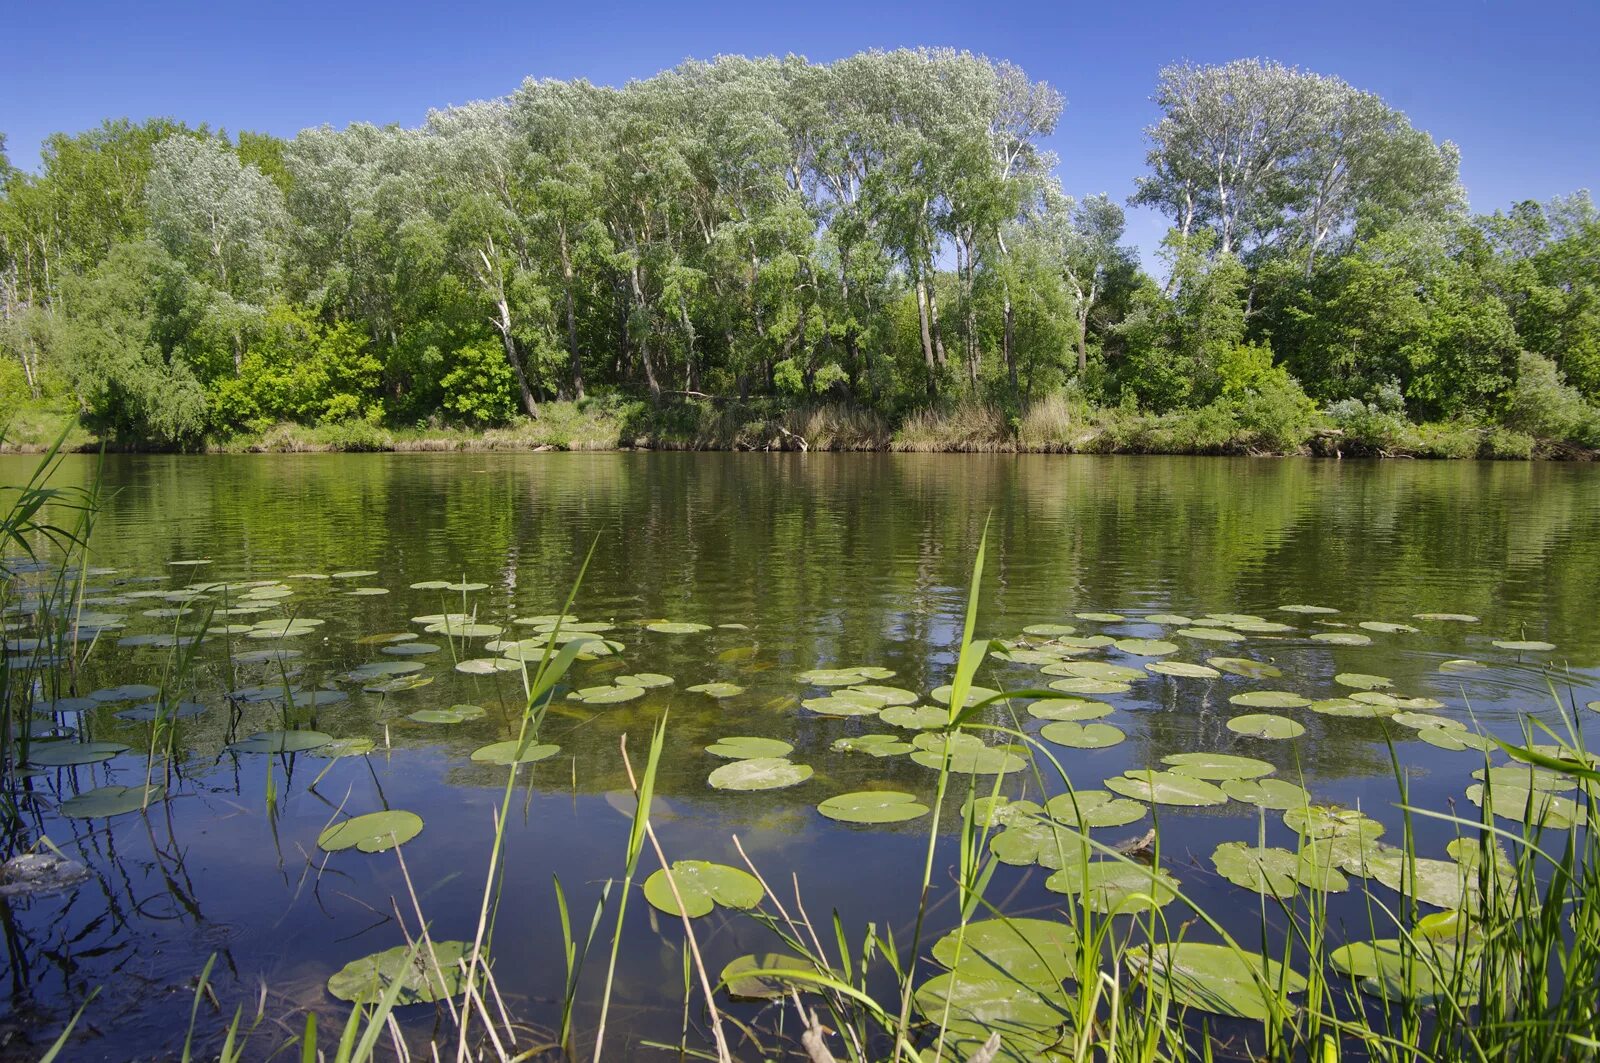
(4, 0), (1597, 261)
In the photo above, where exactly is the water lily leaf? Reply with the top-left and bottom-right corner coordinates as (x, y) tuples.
(1041, 661), (1145, 682)
(1045, 861), (1180, 914)
(90, 683), (160, 703)
(1144, 614), (1194, 625)
(1414, 613), (1480, 623)
(930, 918), (1079, 988)
(909, 733), (1026, 775)
(1472, 764), (1574, 792)
(1131, 942), (1307, 1020)
(345, 587), (390, 597)
(1162, 752), (1274, 780)
(1105, 770), (1228, 807)
(930, 684), (1003, 708)
(1310, 631), (1372, 646)
(33, 696), (97, 714)
(1334, 672), (1393, 690)
(1465, 784), (1586, 828)
(616, 673), (674, 689)
(1028, 699), (1113, 722)
(318, 810), (423, 853)
(471, 740), (559, 766)
(647, 621), (712, 635)
(426, 622), (502, 638)
(686, 682), (744, 698)
(1208, 657), (1282, 679)
(796, 666), (895, 686)
(879, 704), (948, 729)
(1047, 678), (1130, 695)
(1359, 621), (1419, 634)
(382, 642), (440, 656)
(1213, 842), (1347, 897)
(1227, 714), (1305, 739)
(366, 675), (435, 694)
(570, 685), (645, 704)
(1023, 623), (1077, 636)
(1390, 710), (1460, 730)
(1043, 790), (1147, 830)
(1221, 777), (1312, 809)
(1229, 690), (1311, 709)
(708, 757), (812, 791)
(1178, 627), (1244, 643)
(643, 860), (763, 917)
(832, 734), (914, 757)
(1492, 639), (1555, 652)
(1054, 635), (1115, 649)
(60, 783), (165, 818)
(817, 790), (929, 824)
(1280, 604), (1338, 615)
(343, 661), (428, 683)
(913, 970), (1072, 1062)
(230, 730), (333, 753)
(408, 704), (486, 725)
(1039, 721), (1125, 749)
(330, 570), (377, 580)
(847, 684), (917, 706)
(1113, 638), (1178, 657)
(1310, 697), (1393, 718)
(1330, 937), (1476, 1003)
(1283, 805), (1384, 842)
(1232, 620), (1297, 634)
(313, 738), (377, 758)
(327, 941), (474, 1005)
(706, 736), (794, 760)
(25, 741), (128, 767)
(116, 701), (205, 722)
(1417, 727), (1495, 753)
(1145, 661), (1222, 679)
(1076, 612), (1124, 623)
(802, 692), (881, 717)
(720, 953), (811, 1000)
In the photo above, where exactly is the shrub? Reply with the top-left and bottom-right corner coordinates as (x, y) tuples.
(1503, 352), (1599, 445)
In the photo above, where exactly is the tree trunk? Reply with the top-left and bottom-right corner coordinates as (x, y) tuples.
(630, 264), (661, 403)
(915, 271), (938, 399)
(494, 295), (538, 419)
(559, 229), (584, 400)
(1004, 292), (1017, 395)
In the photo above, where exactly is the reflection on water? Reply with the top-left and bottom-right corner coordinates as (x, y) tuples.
(3, 453), (1597, 1059)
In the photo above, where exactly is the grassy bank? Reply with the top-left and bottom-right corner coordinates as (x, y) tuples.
(4, 392), (1598, 459)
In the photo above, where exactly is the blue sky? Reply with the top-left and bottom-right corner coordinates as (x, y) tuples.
(4, 0), (1597, 261)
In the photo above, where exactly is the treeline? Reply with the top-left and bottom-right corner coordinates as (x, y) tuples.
(2, 50), (1598, 454)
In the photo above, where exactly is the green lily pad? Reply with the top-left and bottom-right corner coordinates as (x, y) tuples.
(1023, 623), (1078, 636)
(1284, 805), (1384, 842)
(1280, 604), (1339, 615)
(1310, 697), (1391, 718)
(642, 860), (763, 918)
(408, 704), (487, 725)
(686, 682), (744, 698)
(1145, 661), (1222, 679)
(909, 733), (1026, 775)
(326, 941), (474, 1005)
(1027, 698), (1113, 722)
(802, 692), (882, 717)
(1179, 627), (1244, 643)
(616, 673), (674, 689)
(1055, 635), (1115, 650)
(1227, 714), (1305, 739)
(646, 621), (712, 635)
(1105, 770), (1228, 807)
(1047, 678), (1131, 696)
(719, 954), (811, 1000)
(569, 685), (645, 705)
(1045, 861), (1180, 914)
(930, 918), (1078, 988)
(1212, 842), (1347, 898)
(1162, 752), (1274, 780)
(705, 736), (794, 760)
(832, 734), (914, 757)
(1465, 784), (1586, 828)
(1039, 721), (1125, 749)
(929, 684), (1003, 709)
(229, 730), (333, 754)
(1417, 727), (1496, 753)
(879, 704), (947, 729)
(1144, 614), (1194, 626)
(1220, 777), (1312, 809)
(1043, 790), (1147, 830)
(817, 790), (929, 824)
(1309, 631), (1371, 646)
(1076, 612), (1125, 623)
(848, 684), (918, 706)
(708, 758), (812, 791)
(382, 642), (440, 656)
(60, 783), (165, 818)
(25, 741), (128, 767)
(1207, 657), (1282, 679)
(1113, 638), (1178, 656)
(318, 810), (423, 853)
(796, 666), (895, 686)
(1330, 937), (1476, 1002)
(1229, 690), (1311, 709)
(913, 970), (1072, 1062)
(90, 684), (160, 703)
(1390, 710), (1461, 730)
(1131, 942), (1307, 1020)
(1360, 621), (1419, 634)
(1413, 612), (1479, 622)
(366, 674), (435, 694)
(471, 740), (560, 766)
(1493, 639), (1555, 652)
(426, 622), (502, 638)
(1042, 661), (1146, 683)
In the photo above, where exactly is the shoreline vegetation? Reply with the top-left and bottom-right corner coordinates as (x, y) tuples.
(6, 51), (1600, 461)
(4, 394), (1596, 459)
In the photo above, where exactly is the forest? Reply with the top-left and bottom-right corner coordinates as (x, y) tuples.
(2, 50), (1598, 456)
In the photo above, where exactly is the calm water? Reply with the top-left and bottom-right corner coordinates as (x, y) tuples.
(3, 453), (1598, 1059)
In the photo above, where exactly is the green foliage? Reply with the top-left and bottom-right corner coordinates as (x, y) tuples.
(440, 339), (519, 424)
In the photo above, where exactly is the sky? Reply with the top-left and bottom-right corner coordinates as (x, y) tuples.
(4, 0), (1598, 262)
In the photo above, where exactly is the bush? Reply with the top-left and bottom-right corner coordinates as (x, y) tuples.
(1482, 426), (1536, 459)
(1504, 352), (1599, 446)
(440, 339), (519, 425)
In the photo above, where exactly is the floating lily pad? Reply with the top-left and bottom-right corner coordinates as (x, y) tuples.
(1280, 604), (1338, 615)
(1162, 752), (1274, 780)
(1040, 721), (1125, 749)
(1028, 698), (1113, 722)
(327, 941), (474, 1005)
(686, 682), (744, 698)
(569, 685), (645, 705)
(802, 692), (882, 717)
(913, 970), (1072, 1062)
(382, 642), (440, 656)
(929, 684), (1002, 709)
(1075, 612), (1124, 623)
(817, 790), (929, 824)
(796, 666), (895, 686)
(330, 570), (377, 580)
(1390, 710), (1460, 730)
(643, 860), (763, 917)
(1212, 842), (1346, 898)
(60, 783), (165, 818)
(1144, 614), (1194, 626)
(1023, 623), (1077, 637)
(909, 733), (1026, 775)
(708, 758), (812, 791)
(646, 621), (712, 635)
(1042, 661), (1145, 683)
(318, 810), (423, 853)
(705, 736), (794, 760)
(930, 918), (1078, 988)
(616, 673), (674, 689)
(1221, 777), (1312, 809)
(408, 704), (486, 725)
(1208, 657), (1282, 679)
(1229, 690), (1311, 709)
(426, 622), (503, 638)
(313, 737), (377, 758)
(1335, 672), (1393, 691)
(1227, 714), (1305, 739)
(1145, 660), (1222, 679)
(1178, 627), (1244, 643)
(229, 730), (332, 754)
(25, 741), (128, 767)
(1309, 698), (1392, 718)
(1047, 678), (1131, 696)
(879, 704), (948, 729)
(470, 740), (559, 766)
(116, 701), (205, 721)
(1310, 631), (1372, 646)
(1330, 936), (1476, 1002)
(1492, 639), (1555, 652)
(1359, 621), (1419, 634)
(832, 734), (914, 757)
(1417, 727), (1496, 753)
(1043, 790), (1147, 830)
(720, 953), (810, 1000)
(848, 684), (918, 706)
(1045, 861), (1180, 914)
(90, 684), (160, 703)
(1465, 784), (1586, 828)
(1055, 635), (1115, 650)
(366, 674), (435, 693)
(1105, 770), (1228, 807)
(1132, 942), (1307, 1020)
(1113, 638), (1178, 656)
(1414, 612), (1480, 623)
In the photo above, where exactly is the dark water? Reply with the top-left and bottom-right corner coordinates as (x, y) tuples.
(3, 453), (1598, 1059)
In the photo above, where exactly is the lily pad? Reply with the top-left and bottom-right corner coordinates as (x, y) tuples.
(1212, 842), (1347, 898)
(1047, 677), (1131, 695)
(1027, 698), (1113, 722)
(1227, 714), (1305, 739)
(642, 860), (763, 917)
(802, 692), (882, 717)
(60, 783), (165, 818)
(318, 810), (424, 853)
(720, 953), (811, 1000)
(616, 673), (674, 689)
(913, 970), (1072, 1061)
(817, 790), (929, 824)
(1076, 612), (1124, 623)
(1414, 612), (1480, 623)
(930, 684), (1003, 709)
(326, 941), (474, 1005)
(879, 704), (948, 729)
(930, 918), (1078, 988)
(1359, 621), (1419, 634)
(569, 685), (645, 705)
(1221, 777), (1312, 809)
(25, 741), (128, 767)
(708, 758), (812, 791)
(705, 736), (794, 760)
(1132, 942), (1307, 1020)
(646, 621), (712, 635)
(1229, 690), (1311, 709)
(1043, 790), (1147, 830)
(1045, 861), (1181, 914)
(1207, 657), (1282, 679)
(1144, 614), (1194, 626)
(1330, 937), (1476, 1003)
(1310, 631), (1372, 646)
(832, 734), (914, 757)
(1178, 627), (1244, 643)
(1162, 752), (1274, 780)
(229, 730), (332, 754)
(1023, 623), (1077, 636)
(471, 740), (559, 766)
(1280, 604), (1339, 615)
(408, 704), (486, 725)
(909, 733), (1026, 775)
(1113, 638), (1178, 656)
(1465, 784), (1586, 828)
(1042, 661), (1145, 683)
(1492, 639), (1555, 652)
(1039, 721), (1125, 749)
(1145, 661), (1222, 679)
(686, 682), (744, 698)
(1417, 727), (1496, 753)
(1105, 770), (1228, 807)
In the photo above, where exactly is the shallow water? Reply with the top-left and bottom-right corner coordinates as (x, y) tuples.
(3, 452), (1598, 1059)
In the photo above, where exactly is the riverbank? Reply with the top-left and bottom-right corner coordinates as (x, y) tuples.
(3, 394), (1597, 459)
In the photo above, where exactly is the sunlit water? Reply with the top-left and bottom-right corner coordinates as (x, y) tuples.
(3, 453), (1598, 1059)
